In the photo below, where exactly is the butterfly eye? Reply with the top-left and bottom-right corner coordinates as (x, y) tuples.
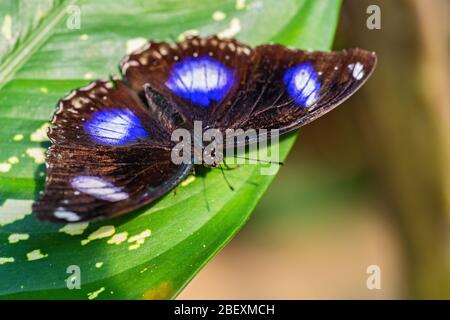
(283, 62), (321, 108)
(84, 107), (149, 146)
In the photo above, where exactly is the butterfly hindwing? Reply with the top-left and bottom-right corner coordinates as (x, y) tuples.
(34, 80), (192, 222)
(34, 144), (192, 222)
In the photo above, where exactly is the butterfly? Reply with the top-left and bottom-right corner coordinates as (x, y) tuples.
(33, 35), (377, 223)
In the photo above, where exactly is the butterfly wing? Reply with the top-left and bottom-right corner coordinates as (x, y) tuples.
(121, 36), (376, 136)
(120, 36), (252, 123)
(33, 80), (192, 223)
(213, 44), (377, 134)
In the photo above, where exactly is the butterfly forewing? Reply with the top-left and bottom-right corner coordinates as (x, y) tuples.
(213, 45), (377, 133)
(120, 36), (253, 123)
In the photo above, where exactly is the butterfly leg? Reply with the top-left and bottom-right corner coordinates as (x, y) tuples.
(219, 164), (235, 191)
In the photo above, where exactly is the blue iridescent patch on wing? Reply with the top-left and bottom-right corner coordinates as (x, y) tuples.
(84, 108), (148, 145)
(283, 62), (321, 108)
(165, 56), (235, 108)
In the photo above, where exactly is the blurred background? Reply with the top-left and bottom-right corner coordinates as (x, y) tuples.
(180, 0), (450, 299)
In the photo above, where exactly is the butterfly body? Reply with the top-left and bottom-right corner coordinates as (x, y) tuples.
(33, 36), (377, 223)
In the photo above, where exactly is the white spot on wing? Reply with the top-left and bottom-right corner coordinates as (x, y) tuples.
(54, 207), (81, 222)
(121, 60), (139, 73)
(126, 37), (147, 54)
(294, 68), (318, 107)
(178, 29), (199, 41)
(71, 176), (129, 202)
(166, 56), (234, 107)
(349, 62), (365, 80)
(85, 108), (148, 145)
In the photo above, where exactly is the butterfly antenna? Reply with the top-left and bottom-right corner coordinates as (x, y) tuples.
(232, 155), (284, 166)
(219, 164), (235, 191)
(223, 157), (240, 170)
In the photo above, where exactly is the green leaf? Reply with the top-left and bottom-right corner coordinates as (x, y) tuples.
(0, 0), (341, 299)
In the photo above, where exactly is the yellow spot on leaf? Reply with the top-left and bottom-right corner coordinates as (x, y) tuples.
(87, 287), (105, 300)
(80, 34), (89, 40)
(13, 134), (24, 141)
(0, 162), (11, 172)
(218, 18), (241, 39)
(212, 11), (226, 21)
(0, 257), (15, 265)
(236, 0), (246, 10)
(59, 222), (89, 236)
(143, 282), (173, 300)
(2, 15), (12, 41)
(40, 87), (48, 94)
(30, 123), (50, 142)
(8, 156), (19, 164)
(107, 231), (128, 245)
(128, 229), (151, 251)
(8, 233), (29, 244)
(81, 225), (115, 245)
(26, 147), (46, 164)
(0, 199), (32, 226)
(95, 262), (103, 268)
(181, 175), (196, 187)
(27, 249), (48, 261)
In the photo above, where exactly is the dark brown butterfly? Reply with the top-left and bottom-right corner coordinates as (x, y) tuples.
(33, 35), (377, 223)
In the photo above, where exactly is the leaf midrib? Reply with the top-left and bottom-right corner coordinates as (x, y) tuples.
(0, 0), (79, 91)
